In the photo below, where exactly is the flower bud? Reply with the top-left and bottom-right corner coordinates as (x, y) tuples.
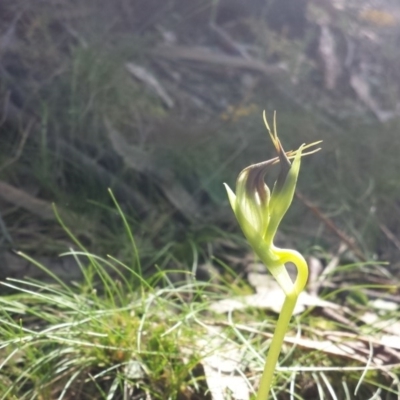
(225, 112), (307, 250)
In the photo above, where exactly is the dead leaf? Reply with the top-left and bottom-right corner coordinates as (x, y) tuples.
(350, 71), (395, 122)
(152, 45), (286, 76)
(318, 24), (341, 90)
(0, 180), (55, 220)
(360, 312), (400, 336)
(381, 335), (400, 350)
(126, 62), (174, 108)
(210, 273), (339, 315)
(202, 366), (250, 400)
(307, 256), (323, 296)
(274, 330), (400, 365)
(369, 298), (398, 312)
(197, 329), (250, 400)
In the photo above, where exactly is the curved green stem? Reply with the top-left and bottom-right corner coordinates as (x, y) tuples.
(275, 248), (309, 296)
(255, 249), (308, 400)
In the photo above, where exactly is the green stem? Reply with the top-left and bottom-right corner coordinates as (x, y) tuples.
(275, 248), (309, 296)
(255, 249), (308, 400)
(256, 293), (297, 400)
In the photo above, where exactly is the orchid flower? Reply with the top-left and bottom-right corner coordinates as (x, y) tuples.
(224, 112), (321, 399)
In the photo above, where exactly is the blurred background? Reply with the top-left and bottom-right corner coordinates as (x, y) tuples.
(1, 0), (400, 281)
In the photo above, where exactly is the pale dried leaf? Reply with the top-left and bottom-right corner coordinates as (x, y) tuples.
(244, 291), (299, 314)
(209, 298), (248, 314)
(202, 365), (250, 400)
(209, 287), (339, 315)
(360, 312), (400, 336)
(213, 271), (341, 314)
(197, 331), (250, 400)
(284, 335), (362, 360)
(125, 62), (174, 108)
(282, 332), (400, 365)
(318, 24), (341, 90)
(381, 335), (400, 350)
(369, 298), (398, 311)
(152, 45), (287, 75)
(350, 71), (395, 122)
(299, 291), (341, 310)
(307, 256), (323, 296)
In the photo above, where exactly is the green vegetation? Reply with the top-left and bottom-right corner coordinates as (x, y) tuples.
(1, 202), (400, 399)
(225, 113), (321, 399)
(1, 1), (400, 399)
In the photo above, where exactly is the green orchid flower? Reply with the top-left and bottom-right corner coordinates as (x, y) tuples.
(224, 112), (320, 399)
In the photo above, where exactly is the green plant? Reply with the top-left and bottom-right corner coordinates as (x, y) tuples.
(224, 112), (321, 399)
(1, 188), (399, 398)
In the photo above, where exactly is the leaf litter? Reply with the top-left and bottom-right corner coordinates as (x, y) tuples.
(198, 268), (400, 394)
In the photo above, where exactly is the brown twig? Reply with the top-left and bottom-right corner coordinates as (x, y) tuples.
(379, 223), (400, 252)
(296, 190), (367, 261)
(151, 44), (286, 75)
